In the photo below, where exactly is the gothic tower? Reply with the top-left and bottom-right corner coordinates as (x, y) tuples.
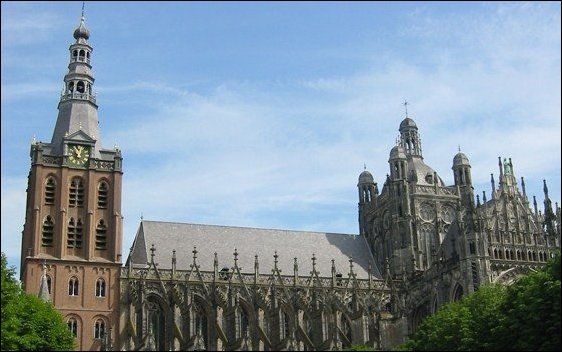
(20, 10), (123, 351)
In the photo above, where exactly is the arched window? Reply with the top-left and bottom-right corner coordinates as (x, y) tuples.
(42, 216), (55, 247)
(94, 319), (105, 339)
(240, 307), (249, 338)
(321, 312), (329, 341)
(194, 304), (208, 350)
(86, 51), (90, 59)
(528, 251), (532, 261)
(76, 81), (85, 93)
(281, 310), (290, 339)
(46, 275), (52, 294)
(96, 220), (107, 250)
(72, 50), (78, 57)
(452, 284), (463, 302)
(45, 177), (56, 205)
(69, 178), (84, 207)
(79, 49), (85, 58)
(67, 317), (78, 337)
(95, 278), (106, 297)
(340, 314), (352, 344)
(67, 218), (83, 248)
(68, 277), (79, 296)
(97, 182), (108, 208)
(68, 81), (74, 93)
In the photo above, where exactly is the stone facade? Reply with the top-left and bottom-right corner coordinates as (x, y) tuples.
(20, 10), (561, 352)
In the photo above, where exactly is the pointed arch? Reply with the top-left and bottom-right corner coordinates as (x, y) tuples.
(69, 177), (84, 207)
(41, 215), (55, 247)
(97, 180), (109, 208)
(452, 283), (463, 302)
(96, 219), (107, 250)
(44, 176), (56, 205)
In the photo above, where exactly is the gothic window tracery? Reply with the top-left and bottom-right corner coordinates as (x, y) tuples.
(94, 319), (105, 339)
(419, 203), (434, 222)
(441, 205), (456, 224)
(68, 276), (79, 296)
(67, 317), (78, 337)
(96, 278), (106, 297)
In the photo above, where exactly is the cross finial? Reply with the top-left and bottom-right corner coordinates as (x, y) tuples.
(311, 253), (317, 271)
(403, 100), (408, 117)
(140, 212), (143, 220)
(273, 250), (279, 266)
(458, 145), (461, 152)
(364, 163), (366, 171)
(192, 246), (198, 261)
(81, 1), (85, 19)
(150, 244), (155, 263)
(233, 248), (239, 264)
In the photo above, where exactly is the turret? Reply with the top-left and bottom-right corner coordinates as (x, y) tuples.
(358, 166), (377, 236)
(358, 166), (376, 205)
(399, 118), (423, 157)
(452, 148), (474, 206)
(389, 145), (408, 180)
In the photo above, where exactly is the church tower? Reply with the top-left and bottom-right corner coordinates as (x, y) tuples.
(20, 8), (122, 351)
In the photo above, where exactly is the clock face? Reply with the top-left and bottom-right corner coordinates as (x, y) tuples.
(68, 145), (89, 166)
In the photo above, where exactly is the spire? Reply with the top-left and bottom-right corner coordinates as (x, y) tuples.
(476, 194), (481, 207)
(498, 157), (503, 187)
(482, 190), (487, 203)
(521, 177), (527, 197)
(490, 173), (496, 198)
(543, 179), (549, 198)
(533, 195), (538, 215)
(50, 3), (102, 157)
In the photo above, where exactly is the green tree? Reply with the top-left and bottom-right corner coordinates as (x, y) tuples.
(493, 252), (561, 351)
(397, 252), (561, 351)
(1, 252), (75, 351)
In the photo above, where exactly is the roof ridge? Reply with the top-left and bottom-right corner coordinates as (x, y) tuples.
(141, 219), (357, 236)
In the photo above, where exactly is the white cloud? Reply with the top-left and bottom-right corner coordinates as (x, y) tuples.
(2, 2), (560, 269)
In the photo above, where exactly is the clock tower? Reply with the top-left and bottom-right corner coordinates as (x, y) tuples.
(20, 9), (123, 351)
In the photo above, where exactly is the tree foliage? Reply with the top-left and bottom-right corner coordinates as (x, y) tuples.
(398, 252), (561, 351)
(1, 252), (75, 351)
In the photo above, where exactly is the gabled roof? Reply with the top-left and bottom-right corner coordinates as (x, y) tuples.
(128, 220), (382, 279)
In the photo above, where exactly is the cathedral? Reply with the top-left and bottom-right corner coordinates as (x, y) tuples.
(19, 11), (561, 352)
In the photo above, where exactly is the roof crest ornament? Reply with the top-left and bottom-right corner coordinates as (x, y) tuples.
(403, 100), (408, 117)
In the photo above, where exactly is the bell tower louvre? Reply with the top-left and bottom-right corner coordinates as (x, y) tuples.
(19, 6), (123, 351)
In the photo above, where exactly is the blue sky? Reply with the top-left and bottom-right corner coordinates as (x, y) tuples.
(2, 1), (561, 275)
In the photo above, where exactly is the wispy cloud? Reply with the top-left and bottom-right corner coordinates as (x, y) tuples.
(1, 2), (560, 271)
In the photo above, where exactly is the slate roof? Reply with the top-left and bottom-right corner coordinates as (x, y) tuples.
(128, 220), (382, 279)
